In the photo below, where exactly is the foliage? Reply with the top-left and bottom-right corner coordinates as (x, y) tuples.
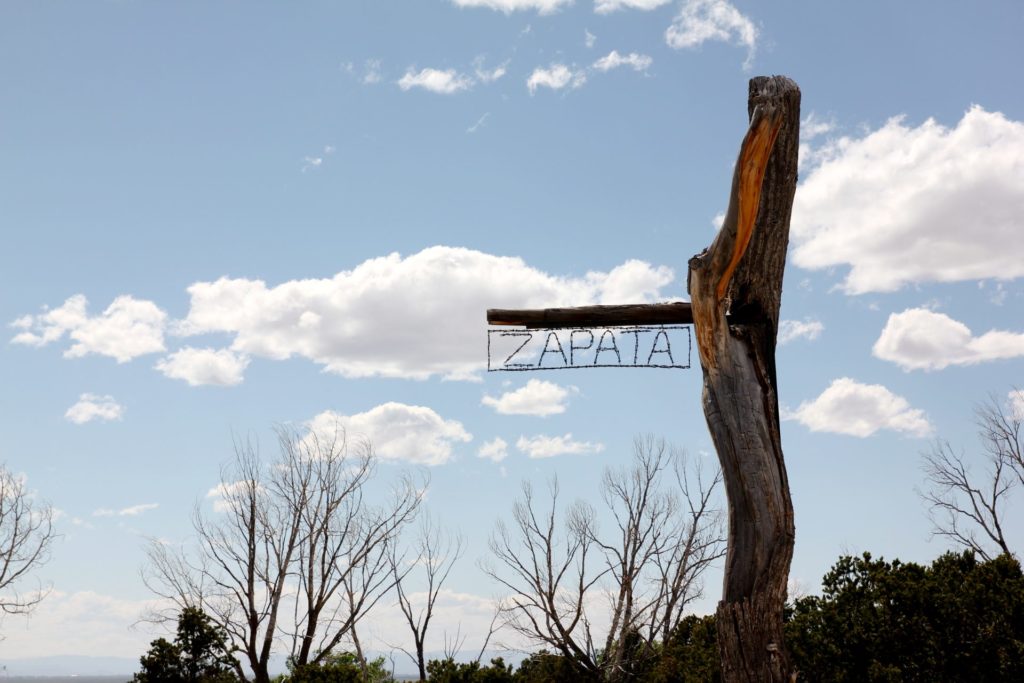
(786, 550), (1024, 682)
(132, 606), (239, 682)
(511, 650), (597, 683)
(425, 657), (515, 683)
(642, 615), (721, 683)
(284, 651), (395, 683)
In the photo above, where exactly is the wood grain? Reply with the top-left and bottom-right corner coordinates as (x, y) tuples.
(688, 75), (800, 682)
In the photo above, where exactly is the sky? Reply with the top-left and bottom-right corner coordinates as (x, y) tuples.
(1, 0), (1023, 671)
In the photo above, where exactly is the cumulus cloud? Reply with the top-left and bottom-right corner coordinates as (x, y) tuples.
(791, 107), (1024, 294)
(801, 112), (835, 141)
(12, 294), (166, 363)
(483, 379), (576, 416)
(665, 0), (758, 67)
(307, 403), (472, 466)
(398, 58), (506, 95)
(778, 319), (824, 345)
(872, 308), (1024, 371)
(527, 64), (587, 94)
(596, 0), (670, 13)
(585, 29), (596, 48)
(93, 503), (158, 517)
(177, 246), (675, 380)
(478, 437), (510, 462)
(155, 347), (250, 386)
(516, 433), (604, 458)
(65, 394), (124, 425)
(798, 112), (838, 170)
(452, 0), (571, 13)
(398, 68), (474, 94)
(785, 377), (932, 438)
(592, 50), (653, 72)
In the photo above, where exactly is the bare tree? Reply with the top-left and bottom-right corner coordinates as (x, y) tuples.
(484, 478), (604, 678)
(389, 512), (465, 681)
(595, 437), (725, 677)
(922, 392), (1022, 561)
(0, 465), (56, 617)
(143, 427), (423, 683)
(484, 438), (724, 681)
(285, 427), (422, 667)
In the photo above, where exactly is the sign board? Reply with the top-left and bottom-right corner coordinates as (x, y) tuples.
(487, 325), (691, 372)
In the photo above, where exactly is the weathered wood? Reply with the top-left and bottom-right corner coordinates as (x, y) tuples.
(487, 302), (693, 328)
(688, 76), (799, 682)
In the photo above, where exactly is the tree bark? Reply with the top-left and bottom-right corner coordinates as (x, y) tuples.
(687, 76), (800, 682)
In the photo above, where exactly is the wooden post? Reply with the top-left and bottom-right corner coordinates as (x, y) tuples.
(688, 76), (799, 681)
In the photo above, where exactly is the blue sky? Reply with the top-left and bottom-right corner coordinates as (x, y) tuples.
(1, 0), (1023, 669)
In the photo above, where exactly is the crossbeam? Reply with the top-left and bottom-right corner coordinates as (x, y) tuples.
(487, 302), (693, 329)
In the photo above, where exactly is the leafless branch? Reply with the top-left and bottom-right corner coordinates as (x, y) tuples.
(0, 466), (56, 617)
(484, 437), (724, 681)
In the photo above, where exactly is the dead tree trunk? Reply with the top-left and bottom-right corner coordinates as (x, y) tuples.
(687, 76), (800, 682)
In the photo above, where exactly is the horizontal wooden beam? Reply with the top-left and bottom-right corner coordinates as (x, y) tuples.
(487, 302), (693, 329)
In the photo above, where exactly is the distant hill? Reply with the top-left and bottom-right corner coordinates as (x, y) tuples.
(0, 649), (523, 679)
(0, 655), (135, 676)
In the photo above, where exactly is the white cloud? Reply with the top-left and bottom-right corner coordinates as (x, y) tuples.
(1009, 390), (1024, 421)
(12, 294), (166, 363)
(474, 57), (509, 83)
(872, 308), (1024, 371)
(64, 394), (124, 425)
(302, 144), (335, 172)
(0, 589), (162, 658)
(665, 0), (758, 67)
(516, 433), (605, 458)
(155, 347), (250, 386)
(527, 64), (587, 94)
(483, 379), (576, 416)
(177, 246), (675, 381)
(986, 282), (1008, 306)
(785, 377), (932, 438)
(478, 437), (510, 462)
(592, 50), (653, 72)
(206, 480), (260, 514)
(778, 318), (824, 345)
(798, 112), (838, 171)
(585, 29), (597, 48)
(361, 588), (507, 655)
(801, 111), (835, 141)
(307, 403), (472, 466)
(362, 59), (382, 84)
(398, 68), (474, 94)
(792, 107), (1024, 294)
(93, 503), (158, 517)
(452, 0), (572, 13)
(595, 0), (670, 14)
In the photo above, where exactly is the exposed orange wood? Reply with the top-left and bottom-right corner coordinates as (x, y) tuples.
(715, 111), (783, 302)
